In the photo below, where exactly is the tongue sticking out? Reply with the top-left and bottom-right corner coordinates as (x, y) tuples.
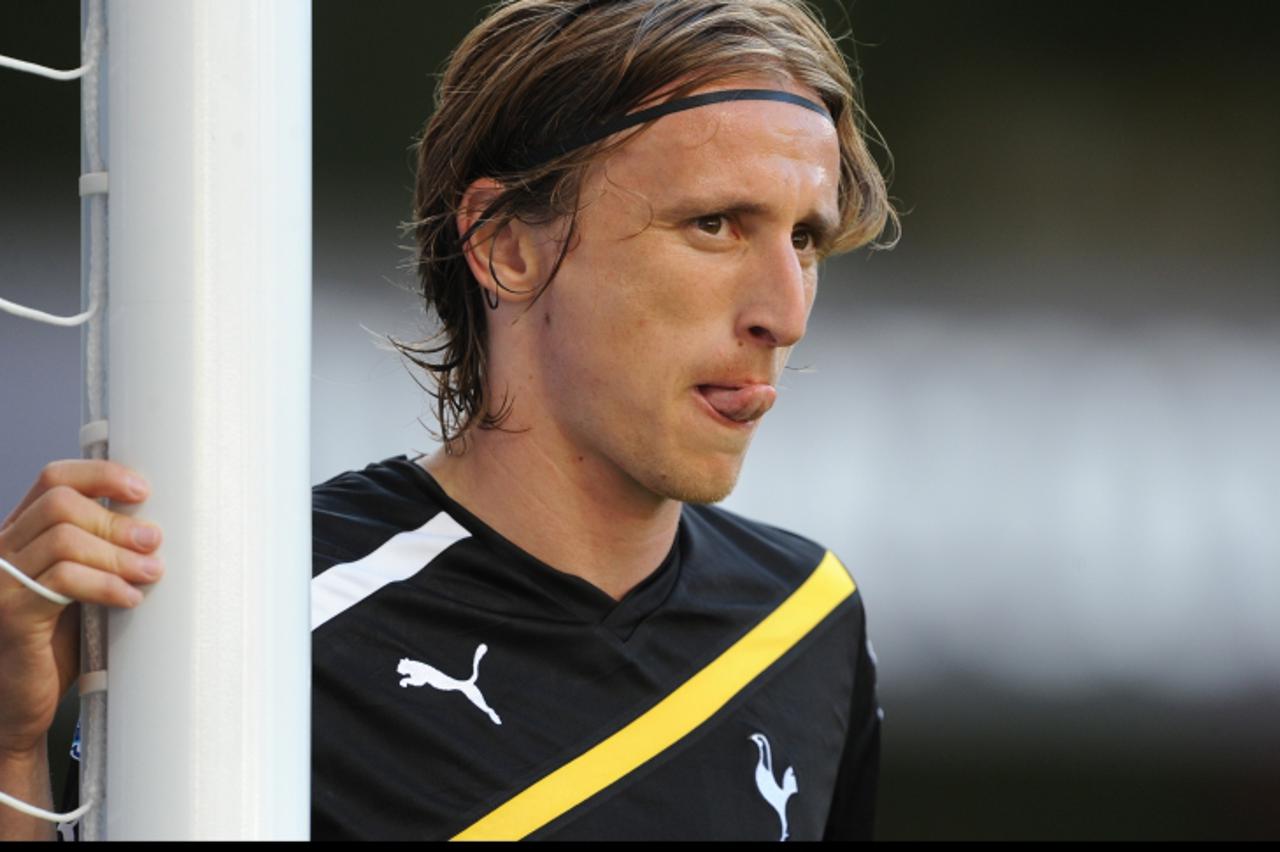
(699, 384), (777, 423)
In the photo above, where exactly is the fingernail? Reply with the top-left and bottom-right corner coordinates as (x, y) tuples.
(138, 557), (163, 580)
(126, 587), (144, 606)
(126, 475), (148, 499)
(132, 525), (160, 548)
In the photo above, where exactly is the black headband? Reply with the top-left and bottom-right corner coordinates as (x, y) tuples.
(520, 88), (832, 170)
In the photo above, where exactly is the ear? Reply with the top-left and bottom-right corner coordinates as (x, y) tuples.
(456, 178), (551, 305)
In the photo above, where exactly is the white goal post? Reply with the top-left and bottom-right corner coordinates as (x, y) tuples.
(92, 0), (312, 840)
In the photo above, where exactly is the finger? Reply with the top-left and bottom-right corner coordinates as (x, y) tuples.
(1, 459), (150, 530)
(0, 561), (142, 631)
(33, 561), (145, 612)
(0, 553), (73, 605)
(0, 483), (162, 556)
(18, 523), (163, 588)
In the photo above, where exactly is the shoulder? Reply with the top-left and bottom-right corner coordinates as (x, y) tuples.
(312, 454), (435, 510)
(311, 455), (449, 575)
(677, 501), (869, 637)
(681, 501), (843, 584)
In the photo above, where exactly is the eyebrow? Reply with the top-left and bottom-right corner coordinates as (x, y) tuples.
(665, 198), (841, 250)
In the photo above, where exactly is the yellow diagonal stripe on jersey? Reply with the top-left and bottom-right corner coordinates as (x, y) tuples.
(452, 550), (855, 841)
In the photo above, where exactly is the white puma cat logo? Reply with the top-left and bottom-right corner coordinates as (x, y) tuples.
(750, 733), (798, 841)
(397, 643), (502, 725)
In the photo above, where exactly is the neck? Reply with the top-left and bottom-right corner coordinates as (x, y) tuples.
(420, 423), (682, 602)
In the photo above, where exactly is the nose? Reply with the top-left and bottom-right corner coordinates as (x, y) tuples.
(736, 235), (813, 350)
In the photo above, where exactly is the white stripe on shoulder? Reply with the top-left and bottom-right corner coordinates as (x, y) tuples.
(311, 511), (471, 631)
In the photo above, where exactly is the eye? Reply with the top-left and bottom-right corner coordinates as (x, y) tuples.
(694, 214), (728, 236)
(791, 227), (816, 252)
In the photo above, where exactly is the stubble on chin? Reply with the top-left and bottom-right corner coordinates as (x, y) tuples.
(634, 453), (745, 506)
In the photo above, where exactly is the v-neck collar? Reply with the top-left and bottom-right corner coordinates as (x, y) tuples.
(387, 455), (683, 642)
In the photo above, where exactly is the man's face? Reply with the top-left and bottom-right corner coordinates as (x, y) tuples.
(524, 76), (842, 504)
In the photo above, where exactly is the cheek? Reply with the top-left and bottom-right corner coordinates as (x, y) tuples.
(565, 246), (714, 338)
(536, 234), (736, 404)
(534, 271), (641, 400)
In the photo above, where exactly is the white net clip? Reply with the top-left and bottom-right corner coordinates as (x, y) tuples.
(79, 172), (109, 197)
(79, 420), (109, 453)
(78, 670), (108, 697)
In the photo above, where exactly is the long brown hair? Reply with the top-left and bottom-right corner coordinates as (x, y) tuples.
(398, 0), (897, 448)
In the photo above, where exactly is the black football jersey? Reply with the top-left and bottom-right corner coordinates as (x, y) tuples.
(310, 456), (880, 841)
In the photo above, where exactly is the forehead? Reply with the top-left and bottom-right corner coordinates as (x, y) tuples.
(591, 82), (842, 215)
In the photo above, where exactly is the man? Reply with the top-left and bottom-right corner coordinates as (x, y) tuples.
(0, 0), (894, 840)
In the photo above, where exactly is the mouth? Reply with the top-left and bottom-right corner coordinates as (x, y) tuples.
(694, 383), (777, 427)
